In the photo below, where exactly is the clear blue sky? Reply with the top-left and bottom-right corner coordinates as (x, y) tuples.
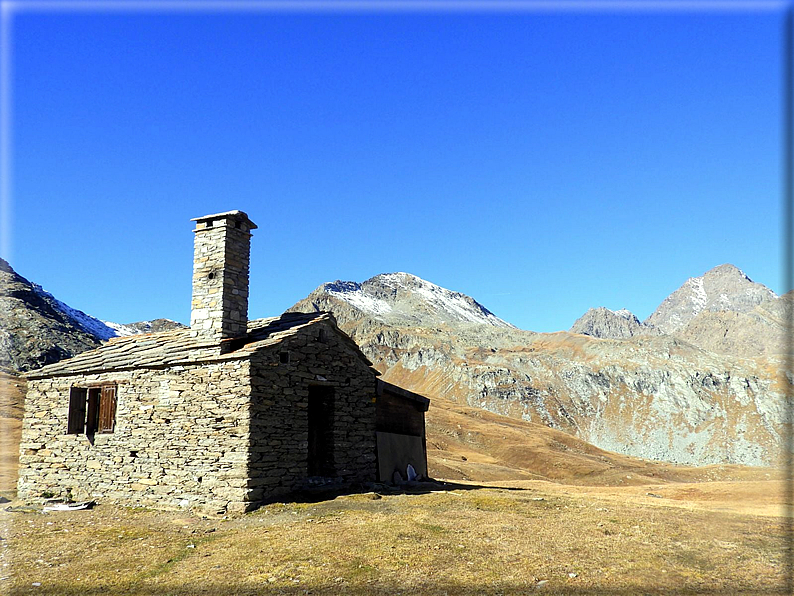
(4, 2), (786, 332)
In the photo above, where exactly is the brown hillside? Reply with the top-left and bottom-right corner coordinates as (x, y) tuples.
(0, 371), (24, 494)
(423, 392), (772, 487)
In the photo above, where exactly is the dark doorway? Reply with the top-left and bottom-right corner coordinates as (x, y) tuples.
(86, 388), (101, 436)
(307, 385), (335, 477)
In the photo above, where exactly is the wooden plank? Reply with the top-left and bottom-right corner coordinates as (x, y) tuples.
(98, 385), (116, 433)
(66, 387), (87, 435)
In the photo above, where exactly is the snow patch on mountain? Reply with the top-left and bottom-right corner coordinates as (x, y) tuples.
(375, 272), (515, 328)
(32, 283), (121, 341)
(102, 321), (139, 337)
(324, 281), (394, 316)
(690, 277), (708, 312)
(317, 272), (514, 328)
(610, 308), (638, 322)
(29, 284), (180, 341)
(645, 264), (778, 335)
(401, 274), (507, 326)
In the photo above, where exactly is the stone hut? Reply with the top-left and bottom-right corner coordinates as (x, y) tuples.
(18, 210), (429, 513)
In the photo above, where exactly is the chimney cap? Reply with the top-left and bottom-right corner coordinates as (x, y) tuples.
(191, 210), (258, 229)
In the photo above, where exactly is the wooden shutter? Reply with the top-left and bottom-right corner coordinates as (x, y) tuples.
(67, 388), (87, 434)
(98, 385), (117, 433)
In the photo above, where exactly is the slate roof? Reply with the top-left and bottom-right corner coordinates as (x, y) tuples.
(25, 311), (372, 379)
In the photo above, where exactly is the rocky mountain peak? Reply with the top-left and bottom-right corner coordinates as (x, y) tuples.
(644, 264), (777, 335)
(611, 308), (639, 323)
(570, 307), (659, 340)
(707, 263), (749, 279)
(104, 319), (187, 336)
(321, 280), (362, 294)
(295, 272), (515, 329)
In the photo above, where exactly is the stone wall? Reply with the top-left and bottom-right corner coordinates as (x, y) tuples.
(248, 321), (378, 503)
(18, 319), (383, 512)
(191, 212), (255, 341)
(18, 359), (252, 513)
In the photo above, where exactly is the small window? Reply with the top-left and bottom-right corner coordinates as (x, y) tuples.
(317, 328), (327, 343)
(67, 384), (117, 435)
(279, 351), (290, 364)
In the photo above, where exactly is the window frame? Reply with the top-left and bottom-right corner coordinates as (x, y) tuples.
(66, 384), (117, 435)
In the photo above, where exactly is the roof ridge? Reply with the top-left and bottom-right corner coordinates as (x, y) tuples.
(25, 311), (338, 379)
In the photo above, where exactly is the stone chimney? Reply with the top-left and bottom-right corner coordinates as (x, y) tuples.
(190, 210), (257, 341)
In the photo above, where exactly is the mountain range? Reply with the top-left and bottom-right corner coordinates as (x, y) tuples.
(570, 264), (787, 359)
(3, 259), (788, 468)
(290, 265), (788, 467)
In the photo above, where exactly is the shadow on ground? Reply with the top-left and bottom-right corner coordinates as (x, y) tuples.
(278, 478), (525, 506)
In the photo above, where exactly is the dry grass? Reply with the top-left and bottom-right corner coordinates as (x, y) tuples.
(3, 482), (786, 595)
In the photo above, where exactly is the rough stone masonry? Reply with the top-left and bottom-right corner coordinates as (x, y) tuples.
(190, 211), (256, 342)
(16, 210), (424, 513)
